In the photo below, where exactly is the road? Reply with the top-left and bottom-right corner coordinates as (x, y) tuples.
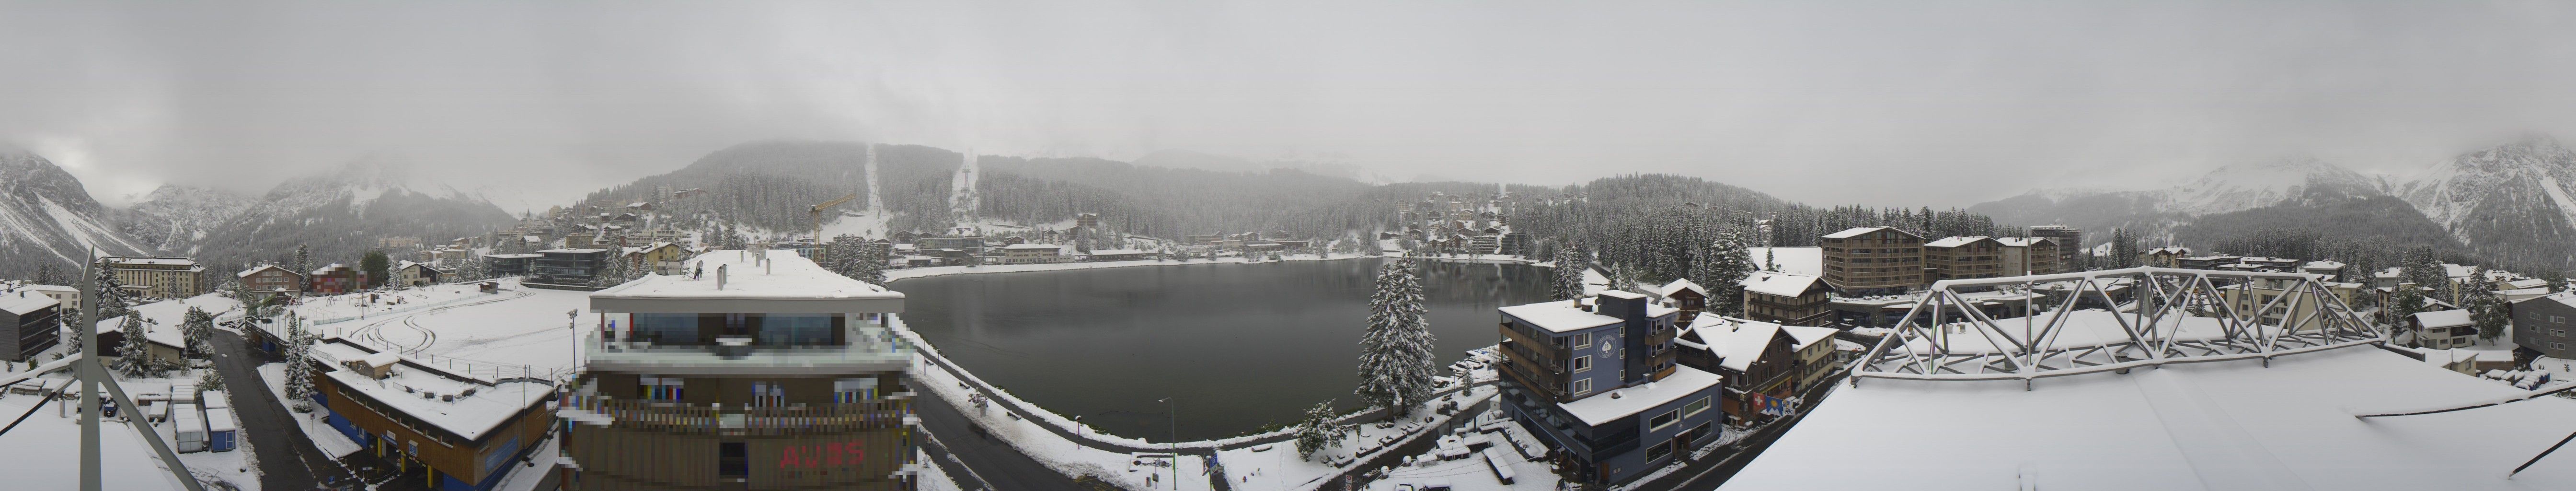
(207, 329), (359, 491)
(914, 391), (1092, 491)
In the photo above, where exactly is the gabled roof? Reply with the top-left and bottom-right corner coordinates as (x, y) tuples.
(1740, 271), (1824, 297)
(236, 264), (299, 278)
(1682, 316), (1786, 372)
(1657, 278), (1709, 298)
(2412, 309), (2472, 328)
(1782, 325), (1837, 351)
(1823, 226), (1919, 240)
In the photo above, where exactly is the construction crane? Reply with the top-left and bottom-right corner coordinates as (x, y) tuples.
(810, 193), (858, 242)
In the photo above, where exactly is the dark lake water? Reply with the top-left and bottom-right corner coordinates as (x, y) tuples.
(890, 258), (1550, 442)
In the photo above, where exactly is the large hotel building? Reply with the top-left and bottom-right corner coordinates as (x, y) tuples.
(560, 247), (918, 491)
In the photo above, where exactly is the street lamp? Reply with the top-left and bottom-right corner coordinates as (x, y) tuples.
(1156, 397), (1177, 491)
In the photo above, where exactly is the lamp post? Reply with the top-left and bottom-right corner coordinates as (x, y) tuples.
(1157, 397), (1177, 491)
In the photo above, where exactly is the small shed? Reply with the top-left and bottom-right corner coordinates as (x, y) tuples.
(171, 403), (207, 453)
(205, 408), (238, 452)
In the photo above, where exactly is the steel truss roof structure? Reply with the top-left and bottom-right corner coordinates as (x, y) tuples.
(1853, 267), (2382, 386)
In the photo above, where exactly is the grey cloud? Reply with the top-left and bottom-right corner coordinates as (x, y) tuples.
(4, 1), (2575, 209)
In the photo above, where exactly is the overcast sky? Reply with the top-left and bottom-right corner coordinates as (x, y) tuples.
(7, 1), (2576, 210)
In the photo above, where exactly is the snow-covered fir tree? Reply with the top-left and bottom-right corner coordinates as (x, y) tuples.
(112, 316), (158, 378)
(1355, 260), (1438, 418)
(1697, 232), (1756, 316)
(293, 243), (312, 289)
(2401, 246), (2448, 303)
(283, 311), (317, 410)
(2470, 283), (2510, 341)
(1550, 246), (1587, 301)
(91, 258), (134, 321)
(852, 242), (888, 285)
(2389, 285), (2427, 334)
(1294, 398), (1350, 461)
(181, 306), (214, 360)
(594, 253), (633, 288)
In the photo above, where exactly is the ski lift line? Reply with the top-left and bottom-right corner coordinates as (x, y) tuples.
(2353, 382), (2576, 418)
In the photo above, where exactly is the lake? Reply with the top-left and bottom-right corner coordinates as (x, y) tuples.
(889, 258), (1551, 442)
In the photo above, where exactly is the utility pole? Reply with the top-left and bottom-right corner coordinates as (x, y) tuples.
(78, 250), (208, 491)
(1159, 397), (1178, 491)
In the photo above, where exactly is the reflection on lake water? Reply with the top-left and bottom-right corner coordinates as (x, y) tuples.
(889, 258), (1550, 441)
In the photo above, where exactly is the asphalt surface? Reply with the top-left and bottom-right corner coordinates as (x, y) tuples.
(914, 392), (1093, 491)
(207, 329), (360, 491)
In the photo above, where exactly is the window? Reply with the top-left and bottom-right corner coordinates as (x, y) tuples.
(1572, 355), (1592, 373)
(835, 377), (879, 404)
(1684, 397), (1711, 417)
(752, 381), (786, 406)
(641, 376), (685, 401)
(632, 313), (699, 344)
(1649, 409), (1681, 431)
(1645, 440), (1673, 462)
(757, 314), (836, 346)
(2555, 316), (2566, 324)
(1571, 378), (1592, 396)
(1571, 333), (1592, 348)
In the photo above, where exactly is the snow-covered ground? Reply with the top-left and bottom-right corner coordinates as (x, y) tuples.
(0, 368), (260, 491)
(294, 279), (593, 381)
(295, 282), (514, 326)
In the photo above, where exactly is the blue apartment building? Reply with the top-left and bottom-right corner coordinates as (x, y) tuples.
(1496, 290), (1728, 484)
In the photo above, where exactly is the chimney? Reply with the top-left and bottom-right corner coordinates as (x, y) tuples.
(717, 264), (728, 290)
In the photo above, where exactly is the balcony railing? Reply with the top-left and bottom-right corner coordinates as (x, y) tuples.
(561, 391), (910, 435)
(586, 326), (914, 372)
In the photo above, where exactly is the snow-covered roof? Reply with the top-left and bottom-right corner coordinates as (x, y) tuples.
(97, 294), (241, 349)
(1556, 365), (1721, 427)
(483, 253), (542, 259)
(2302, 260), (2347, 270)
(590, 249), (903, 314)
(1993, 237), (2053, 247)
(1598, 290), (1646, 300)
(1681, 316), (1782, 372)
(2239, 256), (2298, 263)
(2504, 278), (2551, 290)
(1822, 226), (1909, 239)
(310, 339), (552, 442)
(1002, 243), (1061, 250)
(1782, 325), (1836, 351)
(1656, 279), (1708, 298)
(2412, 309), (2472, 328)
(237, 264), (297, 278)
(18, 284), (75, 293)
(2500, 287), (2552, 302)
(1720, 346), (2576, 491)
(1924, 236), (1993, 248)
(1739, 271), (1822, 298)
(0, 294), (55, 315)
(1748, 247), (1824, 276)
(1498, 301), (1624, 333)
(1085, 248), (1150, 256)
(2144, 246), (2191, 255)
(539, 248), (609, 254)
(104, 257), (197, 267)
(310, 263), (351, 276)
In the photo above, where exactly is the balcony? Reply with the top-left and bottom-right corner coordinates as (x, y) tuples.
(560, 391), (911, 436)
(586, 324), (915, 374)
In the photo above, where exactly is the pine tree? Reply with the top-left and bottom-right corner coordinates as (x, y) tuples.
(33, 262), (63, 286)
(2552, 271), (2570, 293)
(1293, 398), (1350, 461)
(283, 312), (317, 410)
(361, 250), (391, 290)
(1355, 260), (1438, 418)
(181, 306), (214, 360)
(2401, 246), (2449, 303)
(92, 258), (133, 321)
(1550, 245), (1587, 301)
(2390, 285), (2427, 338)
(594, 253), (633, 288)
(1698, 232), (1757, 316)
(853, 242), (888, 285)
(293, 244), (312, 290)
(113, 316), (156, 378)
(2471, 286), (2510, 341)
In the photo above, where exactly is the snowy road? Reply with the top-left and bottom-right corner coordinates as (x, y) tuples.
(209, 329), (359, 491)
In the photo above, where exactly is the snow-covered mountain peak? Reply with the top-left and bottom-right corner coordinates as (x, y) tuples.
(2161, 157), (2376, 216)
